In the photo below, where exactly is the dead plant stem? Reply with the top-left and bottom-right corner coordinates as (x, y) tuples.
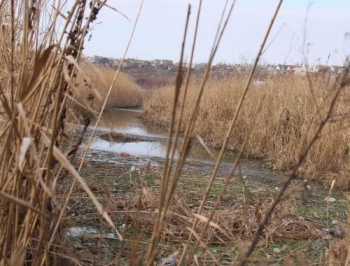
(146, 6), (190, 265)
(239, 66), (349, 266)
(187, 96), (266, 264)
(180, 0), (280, 263)
(48, 0), (145, 250)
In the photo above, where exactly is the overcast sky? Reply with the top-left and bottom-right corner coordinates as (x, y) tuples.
(81, 0), (350, 66)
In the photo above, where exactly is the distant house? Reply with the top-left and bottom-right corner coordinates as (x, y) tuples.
(178, 62), (195, 68)
(293, 64), (320, 75)
(276, 64), (288, 71)
(129, 59), (145, 68)
(154, 59), (173, 67)
(287, 65), (300, 71)
(112, 59), (121, 67)
(276, 64), (301, 73)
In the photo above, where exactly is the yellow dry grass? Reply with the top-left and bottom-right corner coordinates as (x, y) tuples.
(0, 1), (127, 264)
(74, 63), (143, 112)
(142, 74), (350, 181)
(1, 0), (349, 265)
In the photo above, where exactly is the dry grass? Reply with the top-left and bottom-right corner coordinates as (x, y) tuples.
(64, 160), (346, 265)
(74, 63), (143, 113)
(0, 1), (122, 265)
(1, 0), (350, 265)
(142, 74), (350, 182)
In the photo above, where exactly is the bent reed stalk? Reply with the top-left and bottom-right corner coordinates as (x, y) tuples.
(1, 0), (350, 265)
(0, 1), (122, 264)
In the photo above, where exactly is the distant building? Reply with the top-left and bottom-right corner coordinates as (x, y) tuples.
(129, 59), (147, 68)
(112, 59), (121, 67)
(276, 64), (288, 71)
(154, 59), (173, 67)
(276, 64), (301, 73)
(287, 65), (300, 71)
(293, 64), (320, 75)
(331, 65), (346, 74)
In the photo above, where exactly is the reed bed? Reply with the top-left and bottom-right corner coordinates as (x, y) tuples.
(142, 74), (350, 182)
(0, 0), (123, 264)
(1, 0), (350, 265)
(74, 63), (143, 112)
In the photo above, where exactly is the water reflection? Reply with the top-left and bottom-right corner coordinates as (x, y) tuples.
(91, 139), (169, 158)
(89, 109), (236, 162)
(90, 108), (168, 138)
(91, 137), (239, 163)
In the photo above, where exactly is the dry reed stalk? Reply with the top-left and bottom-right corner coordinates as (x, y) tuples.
(140, 3), (350, 266)
(146, 2), (239, 265)
(1, 0), (349, 265)
(0, 1), (124, 264)
(239, 64), (350, 266)
(180, 1), (283, 264)
(145, 5), (191, 265)
(44, 0), (145, 264)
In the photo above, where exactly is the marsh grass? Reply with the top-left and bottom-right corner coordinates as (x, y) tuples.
(74, 63), (143, 113)
(0, 0), (124, 264)
(142, 74), (350, 182)
(1, 0), (350, 265)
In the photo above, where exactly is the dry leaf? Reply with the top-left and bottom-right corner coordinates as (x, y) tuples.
(9, 246), (26, 266)
(22, 45), (56, 100)
(18, 137), (33, 170)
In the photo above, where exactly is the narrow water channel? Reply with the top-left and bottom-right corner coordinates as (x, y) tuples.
(87, 108), (283, 182)
(91, 108), (168, 138)
(89, 108), (238, 162)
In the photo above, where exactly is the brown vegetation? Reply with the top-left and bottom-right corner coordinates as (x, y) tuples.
(0, 1), (123, 265)
(1, 0), (350, 265)
(74, 63), (143, 112)
(142, 74), (350, 182)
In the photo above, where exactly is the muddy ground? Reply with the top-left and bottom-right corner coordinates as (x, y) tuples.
(57, 129), (349, 265)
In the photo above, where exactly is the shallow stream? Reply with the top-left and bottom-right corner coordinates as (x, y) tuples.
(86, 108), (284, 182)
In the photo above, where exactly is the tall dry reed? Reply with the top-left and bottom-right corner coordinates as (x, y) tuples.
(0, 1), (121, 264)
(1, 0), (349, 265)
(142, 74), (350, 181)
(74, 63), (143, 112)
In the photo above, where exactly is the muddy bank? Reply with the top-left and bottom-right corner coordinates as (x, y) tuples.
(75, 129), (284, 184)
(81, 147), (284, 184)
